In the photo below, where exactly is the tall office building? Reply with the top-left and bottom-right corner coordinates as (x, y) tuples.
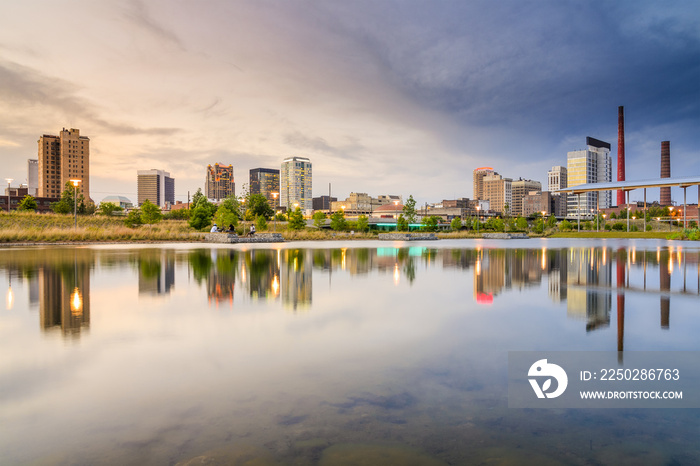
(482, 173), (512, 215)
(27, 159), (39, 196)
(38, 128), (90, 200)
(548, 166), (567, 192)
(206, 163), (234, 201)
(473, 167), (495, 200)
(511, 179), (542, 217)
(280, 157), (312, 211)
(566, 137), (612, 219)
(250, 168), (280, 207)
(137, 169), (175, 208)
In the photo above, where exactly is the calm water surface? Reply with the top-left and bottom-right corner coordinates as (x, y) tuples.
(1, 239), (699, 465)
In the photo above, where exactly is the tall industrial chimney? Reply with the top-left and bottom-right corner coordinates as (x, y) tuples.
(660, 141), (671, 206)
(616, 106), (626, 206)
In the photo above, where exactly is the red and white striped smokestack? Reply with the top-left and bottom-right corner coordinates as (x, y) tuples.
(616, 106), (626, 206)
(660, 141), (671, 205)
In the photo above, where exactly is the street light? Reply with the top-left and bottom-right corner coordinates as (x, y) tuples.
(70, 179), (81, 228)
(393, 200), (401, 231)
(476, 205), (481, 235)
(5, 178), (12, 213)
(271, 192), (279, 231)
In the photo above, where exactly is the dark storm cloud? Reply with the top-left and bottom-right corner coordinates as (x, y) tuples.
(0, 60), (180, 136)
(310, 0), (699, 135)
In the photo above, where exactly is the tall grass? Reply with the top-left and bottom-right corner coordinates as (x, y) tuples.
(0, 211), (202, 243)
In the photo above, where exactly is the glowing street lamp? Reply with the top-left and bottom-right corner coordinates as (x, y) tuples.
(70, 179), (81, 228)
(476, 205), (481, 235)
(5, 178), (12, 213)
(271, 192), (279, 231)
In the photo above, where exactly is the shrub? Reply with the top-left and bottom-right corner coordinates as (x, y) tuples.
(255, 215), (268, 232)
(559, 220), (573, 231)
(124, 209), (143, 228)
(604, 224), (611, 231)
(287, 207), (305, 230)
(612, 222), (625, 231)
(646, 224), (652, 231)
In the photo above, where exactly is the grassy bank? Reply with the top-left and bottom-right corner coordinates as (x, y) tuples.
(0, 212), (202, 243)
(550, 231), (674, 239)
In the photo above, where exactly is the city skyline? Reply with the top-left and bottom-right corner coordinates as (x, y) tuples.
(0, 1), (698, 206)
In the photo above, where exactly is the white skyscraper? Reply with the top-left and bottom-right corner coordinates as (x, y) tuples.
(27, 159), (39, 196)
(280, 157), (312, 212)
(566, 137), (612, 219)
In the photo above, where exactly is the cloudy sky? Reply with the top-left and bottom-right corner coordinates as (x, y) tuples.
(1, 0), (698, 205)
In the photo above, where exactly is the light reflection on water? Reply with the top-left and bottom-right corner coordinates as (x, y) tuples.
(0, 239), (699, 465)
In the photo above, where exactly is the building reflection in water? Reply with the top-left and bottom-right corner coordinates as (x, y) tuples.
(1, 245), (697, 341)
(0, 249), (93, 338)
(138, 249), (175, 296)
(566, 248), (612, 332)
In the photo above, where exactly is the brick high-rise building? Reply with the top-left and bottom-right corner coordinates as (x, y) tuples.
(137, 169), (174, 208)
(511, 178), (542, 217)
(38, 128), (90, 200)
(249, 168), (280, 207)
(206, 163), (234, 201)
(473, 167), (495, 200)
(482, 173), (512, 215)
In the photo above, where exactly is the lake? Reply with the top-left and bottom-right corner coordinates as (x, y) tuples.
(1, 239), (699, 465)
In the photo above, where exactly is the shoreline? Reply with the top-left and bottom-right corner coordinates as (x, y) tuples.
(0, 232), (694, 247)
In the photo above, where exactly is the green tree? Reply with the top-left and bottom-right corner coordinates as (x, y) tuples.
(288, 207), (306, 230)
(356, 215), (369, 232)
(463, 217), (472, 230)
(255, 215), (268, 232)
(191, 188), (207, 208)
(450, 217), (462, 231)
(244, 193), (274, 220)
(189, 204), (215, 230)
(98, 202), (123, 216)
(140, 200), (163, 226)
(214, 205), (238, 230)
(515, 216), (528, 231)
(52, 181), (86, 214)
(330, 210), (347, 231)
(421, 216), (439, 231)
(546, 215), (557, 229)
(403, 195), (417, 223)
(503, 202), (512, 231)
(219, 195), (242, 220)
(313, 211), (327, 229)
(17, 195), (38, 212)
(124, 209), (143, 228)
(396, 214), (409, 231)
(533, 218), (544, 234)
